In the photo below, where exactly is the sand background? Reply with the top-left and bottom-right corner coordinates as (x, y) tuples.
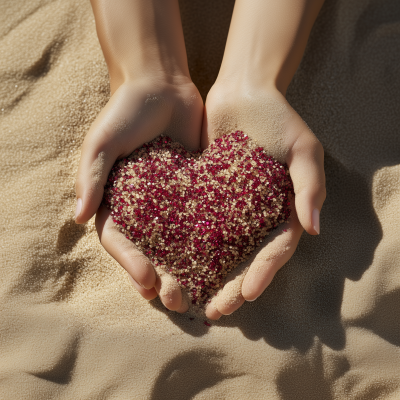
(0, 0), (399, 398)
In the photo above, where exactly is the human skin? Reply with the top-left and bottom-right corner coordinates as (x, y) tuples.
(75, 0), (203, 312)
(75, 0), (326, 317)
(203, 0), (326, 319)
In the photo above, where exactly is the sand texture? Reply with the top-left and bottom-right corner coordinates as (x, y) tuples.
(1, 0), (399, 398)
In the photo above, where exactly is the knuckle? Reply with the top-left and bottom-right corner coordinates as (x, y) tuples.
(296, 133), (324, 155)
(320, 185), (327, 203)
(295, 182), (326, 204)
(312, 178), (326, 201)
(313, 139), (324, 157)
(301, 137), (324, 158)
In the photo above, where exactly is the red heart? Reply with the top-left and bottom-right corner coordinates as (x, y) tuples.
(104, 131), (293, 306)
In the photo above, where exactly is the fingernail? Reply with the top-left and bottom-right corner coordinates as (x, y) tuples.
(312, 208), (320, 235)
(74, 198), (82, 220)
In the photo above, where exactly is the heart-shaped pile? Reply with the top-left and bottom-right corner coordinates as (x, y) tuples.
(103, 131), (293, 306)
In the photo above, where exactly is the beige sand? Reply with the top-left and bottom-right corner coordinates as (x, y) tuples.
(0, 0), (399, 398)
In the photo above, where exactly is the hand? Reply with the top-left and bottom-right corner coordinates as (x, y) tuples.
(76, 0), (206, 312)
(75, 77), (203, 312)
(202, 81), (326, 319)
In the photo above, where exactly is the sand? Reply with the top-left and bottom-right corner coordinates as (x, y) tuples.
(0, 0), (399, 398)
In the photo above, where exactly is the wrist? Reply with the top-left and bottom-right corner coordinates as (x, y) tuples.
(217, 56), (294, 97)
(107, 52), (192, 94)
(110, 75), (198, 108)
(213, 73), (283, 98)
(110, 65), (192, 94)
(216, 0), (325, 97)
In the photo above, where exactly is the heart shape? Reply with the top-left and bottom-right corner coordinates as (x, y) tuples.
(103, 131), (293, 306)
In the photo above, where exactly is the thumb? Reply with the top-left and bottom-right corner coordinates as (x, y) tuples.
(75, 134), (120, 224)
(287, 131), (326, 235)
(74, 90), (131, 224)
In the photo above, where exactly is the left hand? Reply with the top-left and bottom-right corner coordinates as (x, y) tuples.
(202, 80), (326, 320)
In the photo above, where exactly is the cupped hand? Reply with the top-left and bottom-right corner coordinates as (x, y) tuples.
(202, 81), (326, 320)
(75, 77), (203, 312)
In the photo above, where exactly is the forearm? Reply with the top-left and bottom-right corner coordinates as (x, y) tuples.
(218, 0), (324, 95)
(90, 0), (190, 93)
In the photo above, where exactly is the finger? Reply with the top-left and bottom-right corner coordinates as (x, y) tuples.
(216, 283), (246, 316)
(213, 268), (248, 316)
(95, 205), (157, 290)
(75, 83), (172, 224)
(205, 301), (223, 320)
(75, 142), (117, 224)
(176, 295), (189, 314)
(127, 275), (158, 300)
(286, 128), (326, 235)
(154, 267), (184, 312)
(242, 212), (303, 301)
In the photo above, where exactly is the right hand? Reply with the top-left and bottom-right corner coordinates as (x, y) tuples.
(75, 76), (203, 312)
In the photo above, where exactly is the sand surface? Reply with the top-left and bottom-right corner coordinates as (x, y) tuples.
(1, 0), (399, 398)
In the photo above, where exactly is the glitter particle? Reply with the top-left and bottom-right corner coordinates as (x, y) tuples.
(103, 131), (294, 307)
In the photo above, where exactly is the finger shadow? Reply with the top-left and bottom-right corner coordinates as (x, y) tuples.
(149, 297), (211, 337)
(276, 342), (350, 400)
(56, 218), (86, 254)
